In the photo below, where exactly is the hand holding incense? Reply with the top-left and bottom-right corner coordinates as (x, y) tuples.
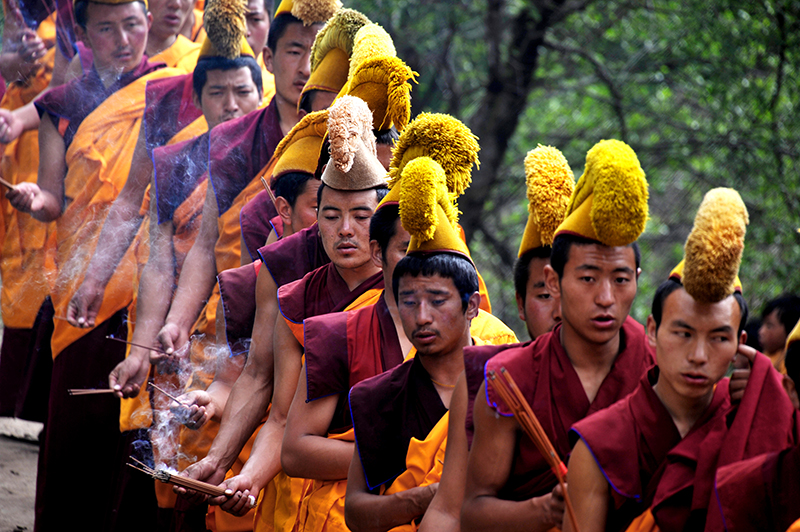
(488, 367), (580, 532)
(127, 458), (227, 498)
(148, 382), (183, 404)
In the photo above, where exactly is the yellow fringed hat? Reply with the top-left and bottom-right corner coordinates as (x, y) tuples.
(668, 188), (748, 302)
(398, 157), (470, 259)
(300, 9), (371, 111)
(270, 109), (329, 183)
(347, 55), (417, 132)
(321, 95), (387, 190)
(388, 113), (479, 208)
(346, 23), (396, 82)
(518, 145), (575, 257)
(554, 139), (648, 247)
(273, 0), (341, 24)
(198, 0), (254, 59)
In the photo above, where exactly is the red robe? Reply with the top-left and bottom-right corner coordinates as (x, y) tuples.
(144, 73), (203, 156)
(259, 223), (329, 287)
(153, 131), (209, 225)
(240, 189), (281, 261)
(481, 316), (655, 500)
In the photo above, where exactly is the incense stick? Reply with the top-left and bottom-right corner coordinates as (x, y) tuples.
(148, 382), (182, 404)
(488, 367), (580, 532)
(105, 335), (169, 354)
(68, 388), (117, 396)
(260, 176), (278, 206)
(127, 457), (227, 497)
(0, 176), (16, 190)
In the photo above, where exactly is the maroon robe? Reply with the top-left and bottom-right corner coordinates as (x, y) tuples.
(217, 260), (262, 355)
(482, 316), (654, 501)
(258, 223), (329, 288)
(153, 131), (209, 224)
(349, 355), (448, 491)
(55, 0), (76, 59)
(240, 189), (282, 261)
(303, 295), (405, 434)
(144, 73), (202, 156)
(208, 97), (282, 216)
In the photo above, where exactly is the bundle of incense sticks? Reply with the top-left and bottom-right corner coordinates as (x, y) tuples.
(488, 367), (580, 532)
(68, 388), (117, 396)
(0, 176), (16, 190)
(260, 176), (278, 205)
(127, 457), (226, 497)
(105, 335), (169, 354)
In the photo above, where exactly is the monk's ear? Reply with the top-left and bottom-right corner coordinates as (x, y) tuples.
(369, 240), (382, 269)
(739, 330), (747, 346)
(646, 314), (657, 349)
(515, 292), (526, 323)
(274, 195), (292, 227)
(465, 292), (480, 321)
(543, 264), (560, 298)
(192, 90), (202, 112)
(263, 46), (274, 74)
(782, 375), (800, 410)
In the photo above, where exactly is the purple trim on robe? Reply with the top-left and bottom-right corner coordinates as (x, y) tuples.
(349, 355), (448, 491)
(304, 295), (405, 434)
(35, 57), (163, 148)
(240, 189), (280, 261)
(208, 97), (282, 215)
(258, 223), (329, 288)
(144, 74), (202, 156)
(153, 132), (209, 224)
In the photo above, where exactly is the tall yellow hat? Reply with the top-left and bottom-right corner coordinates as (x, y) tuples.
(554, 139), (648, 247)
(387, 113), (479, 210)
(398, 157), (470, 259)
(347, 55), (416, 132)
(270, 109), (329, 183)
(198, 0), (255, 59)
(321, 95), (387, 190)
(300, 9), (371, 110)
(518, 145), (575, 257)
(668, 188), (748, 302)
(273, 0), (341, 24)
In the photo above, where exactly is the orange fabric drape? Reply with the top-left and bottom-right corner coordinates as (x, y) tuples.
(151, 34), (202, 73)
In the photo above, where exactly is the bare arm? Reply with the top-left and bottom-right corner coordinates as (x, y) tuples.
(418, 373), (469, 532)
(67, 125), (152, 327)
(461, 381), (563, 532)
(282, 364), (353, 480)
(157, 181), (220, 353)
(562, 439), (608, 532)
(344, 442), (437, 532)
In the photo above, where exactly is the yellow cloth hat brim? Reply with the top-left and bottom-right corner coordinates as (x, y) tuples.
(553, 192), (598, 242)
(273, 135), (325, 179)
(668, 260), (743, 295)
(301, 47), (349, 100)
(407, 202), (471, 260)
(518, 216), (546, 256)
(198, 35), (254, 59)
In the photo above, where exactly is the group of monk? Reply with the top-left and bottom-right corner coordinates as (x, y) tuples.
(0, 0), (797, 531)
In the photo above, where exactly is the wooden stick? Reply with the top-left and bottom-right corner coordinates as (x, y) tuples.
(148, 382), (182, 404)
(68, 388), (117, 395)
(260, 176), (278, 206)
(488, 367), (580, 532)
(105, 335), (169, 354)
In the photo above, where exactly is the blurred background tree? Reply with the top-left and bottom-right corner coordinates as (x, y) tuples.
(350, 0), (800, 339)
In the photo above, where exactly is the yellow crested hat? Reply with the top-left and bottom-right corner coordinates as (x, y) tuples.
(668, 188), (748, 301)
(270, 109), (329, 183)
(274, 0), (341, 24)
(787, 319), (800, 353)
(346, 23), (396, 82)
(300, 9), (371, 111)
(388, 113), (479, 210)
(554, 139), (648, 247)
(321, 95), (387, 190)
(518, 145), (575, 257)
(198, 0), (254, 59)
(347, 55), (416, 132)
(398, 157), (470, 259)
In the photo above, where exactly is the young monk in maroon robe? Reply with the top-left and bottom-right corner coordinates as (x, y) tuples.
(565, 188), (796, 532)
(457, 140), (651, 532)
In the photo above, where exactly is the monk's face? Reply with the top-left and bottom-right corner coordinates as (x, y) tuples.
(759, 309), (788, 355)
(317, 186), (378, 271)
(517, 256), (561, 340)
(245, 0), (270, 57)
(78, 2), (150, 74)
(545, 243), (637, 347)
(263, 21), (321, 110)
(397, 273), (477, 358)
(196, 67), (261, 130)
(287, 178), (320, 234)
(148, 0), (192, 43)
(647, 288), (742, 403)
(371, 218), (411, 281)
(376, 144), (393, 170)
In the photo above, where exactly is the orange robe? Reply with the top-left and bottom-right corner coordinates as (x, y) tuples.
(150, 34), (202, 73)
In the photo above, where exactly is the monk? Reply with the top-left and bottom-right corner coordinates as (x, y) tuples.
(461, 140), (654, 532)
(758, 294), (800, 373)
(565, 188), (796, 532)
(4, 0), (181, 528)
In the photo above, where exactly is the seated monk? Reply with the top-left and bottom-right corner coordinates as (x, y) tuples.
(565, 188), (797, 532)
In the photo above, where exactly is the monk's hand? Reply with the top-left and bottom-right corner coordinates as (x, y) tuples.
(14, 30), (46, 79)
(0, 108), (24, 143)
(172, 390), (213, 430)
(6, 181), (44, 213)
(66, 277), (105, 328)
(109, 347), (150, 398)
(217, 474), (259, 516)
(730, 343), (757, 404)
(156, 322), (190, 361)
(541, 482), (566, 528)
(175, 456), (228, 505)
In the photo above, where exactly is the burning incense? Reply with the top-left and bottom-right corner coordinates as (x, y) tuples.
(127, 457), (227, 497)
(68, 388), (117, 396)
(260, 176), (278, 206)
(488, 367), (580, 532)
(0, 176), (17, 190)
(148, 382), (183, 404)
(105, 335), (169, 354)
